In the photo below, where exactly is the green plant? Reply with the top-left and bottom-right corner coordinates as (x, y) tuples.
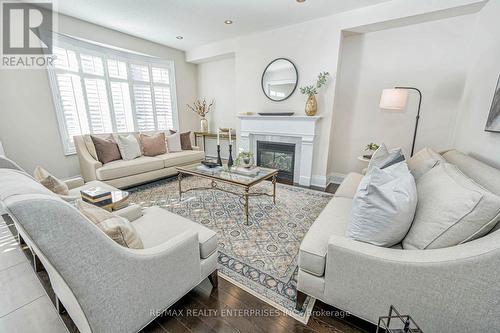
(300, 72), (330, 97)
(236, 151), (254, 166)
(365, 143), (380, 151)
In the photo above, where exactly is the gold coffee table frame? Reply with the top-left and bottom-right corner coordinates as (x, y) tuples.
(176, 165), (278, 225)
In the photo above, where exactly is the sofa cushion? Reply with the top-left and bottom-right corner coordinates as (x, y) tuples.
(347, 162), (417, 247)
(33, 166), (69, 195)
(166, 132), (182, 153)
(91, 135), (122, 164)
(169, 130), (193, 150)
(155, 150), (205, 168)
(76, 200), (144, 249)
(140, 133), (167, 157)
(335, 173), (363, 199)
(298, 196), (352, 277)
(407, 147), (445, 180)
(95, 156), (164, 181)
(131, 206), (217, 259)
(115, 134), (142, 160)
(368, 144), (405, 170)
(403, 163), (500, 249)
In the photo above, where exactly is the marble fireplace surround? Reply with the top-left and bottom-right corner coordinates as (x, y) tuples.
(238, 115), (320, 186)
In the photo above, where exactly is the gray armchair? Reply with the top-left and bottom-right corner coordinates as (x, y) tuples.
(0, 164), (218, 333)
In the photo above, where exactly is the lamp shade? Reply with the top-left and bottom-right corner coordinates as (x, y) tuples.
(379, 89), (408, 110)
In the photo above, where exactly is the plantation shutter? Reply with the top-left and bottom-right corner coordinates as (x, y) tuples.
(48, 34), (178, 154)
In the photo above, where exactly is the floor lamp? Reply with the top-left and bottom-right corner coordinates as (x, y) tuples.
(379, 87), (422, 157)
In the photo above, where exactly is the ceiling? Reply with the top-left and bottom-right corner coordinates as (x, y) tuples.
(54, 0), (393, 51)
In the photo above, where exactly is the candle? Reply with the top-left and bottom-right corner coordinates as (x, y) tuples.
(217, 128), (220, 145)
(228, 128), (232, 145)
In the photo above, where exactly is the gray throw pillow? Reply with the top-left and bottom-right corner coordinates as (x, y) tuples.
(403, 163), (500, 250)
(347, 161), (418, 247)
(368, 144), (405, 170)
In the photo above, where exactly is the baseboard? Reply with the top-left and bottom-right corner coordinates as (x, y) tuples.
(310, 175), (327, 189)
(327, 172), (346, 185)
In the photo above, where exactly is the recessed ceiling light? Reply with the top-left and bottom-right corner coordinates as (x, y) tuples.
(176, 36), (183, 40)
(224, 20), (233, 25)
(296, 0), (306, 2)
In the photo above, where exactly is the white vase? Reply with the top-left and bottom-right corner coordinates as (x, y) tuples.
(200, 118), (208, 132)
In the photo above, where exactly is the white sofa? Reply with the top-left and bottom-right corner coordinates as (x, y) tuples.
(0, 157), (218, 333)
(297, 150), (500, 332)
(74, 133), (205, 188)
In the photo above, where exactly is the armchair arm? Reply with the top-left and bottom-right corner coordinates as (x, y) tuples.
(323, 233), (500, 331)
(64, 176), (85, 190)
(114, 204), (143, 222)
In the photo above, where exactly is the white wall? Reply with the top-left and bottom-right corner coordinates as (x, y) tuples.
(329, 14), (474, 176)
(197, 57), (236, 131)
(190, 0), (486, 187)
(453, 0), (500, 168)
(0, 13), (198, 178)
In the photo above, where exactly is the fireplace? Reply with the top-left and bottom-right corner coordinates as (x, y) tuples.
(257, 141), (295, 184)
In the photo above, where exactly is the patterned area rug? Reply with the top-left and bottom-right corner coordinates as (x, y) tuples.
(127, 176), (333, 323)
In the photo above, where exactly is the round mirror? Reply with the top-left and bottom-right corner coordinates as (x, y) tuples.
(261, 58), (298, 101)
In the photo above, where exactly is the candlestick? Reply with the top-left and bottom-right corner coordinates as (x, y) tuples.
(216, 144), (222, 166)
(228, 144), (234, 168)
(217, 128), (220, 145)
(228, 128), (232, 144)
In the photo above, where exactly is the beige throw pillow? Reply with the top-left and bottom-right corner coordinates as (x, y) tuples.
(140, 133), (167, 156)
(76, 200), (144, 249)
(407, 147), (445, 180)
(33, 166), (69, 195)
(402, 163), (500, 250)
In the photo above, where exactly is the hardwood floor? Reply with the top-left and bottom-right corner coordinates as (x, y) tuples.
(4, 181), (378, 333)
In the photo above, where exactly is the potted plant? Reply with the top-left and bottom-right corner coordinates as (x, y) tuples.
(364, 142), (380, 159)
(187, 98), (215, 132)
(235, 151), (254, 168)
(300, 72), (330, 116)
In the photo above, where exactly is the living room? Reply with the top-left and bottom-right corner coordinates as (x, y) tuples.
(0, 0), (499, 332)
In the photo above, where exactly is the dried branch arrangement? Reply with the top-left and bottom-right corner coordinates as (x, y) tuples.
(186, 98), (215, 118)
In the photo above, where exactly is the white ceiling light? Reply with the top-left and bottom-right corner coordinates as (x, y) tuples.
(224, 19), (233, 25)
(176, 36), (184, 40)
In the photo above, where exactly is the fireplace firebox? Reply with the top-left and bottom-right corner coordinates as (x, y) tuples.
(256, 141), (295, 184)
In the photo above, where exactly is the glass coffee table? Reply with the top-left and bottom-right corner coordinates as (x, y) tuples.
(176, 164), (278, 225)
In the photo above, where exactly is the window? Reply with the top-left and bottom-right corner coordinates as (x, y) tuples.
(48, 35), (178, 154)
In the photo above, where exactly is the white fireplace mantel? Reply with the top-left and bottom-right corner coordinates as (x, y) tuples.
(238, 115), (321, 186)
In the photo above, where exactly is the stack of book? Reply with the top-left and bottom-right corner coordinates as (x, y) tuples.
(81, 187), (112, 210)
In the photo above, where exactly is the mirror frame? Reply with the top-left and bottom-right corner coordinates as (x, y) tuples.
(261, 58), (298, 102)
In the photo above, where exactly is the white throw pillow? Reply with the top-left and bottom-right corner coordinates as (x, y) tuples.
(407, 147), (445, 180)
(166, 132), (182, 152)
(115, 134), (141, 160)
(346, 161), (418, 247)
(402, 163), (500, 250)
